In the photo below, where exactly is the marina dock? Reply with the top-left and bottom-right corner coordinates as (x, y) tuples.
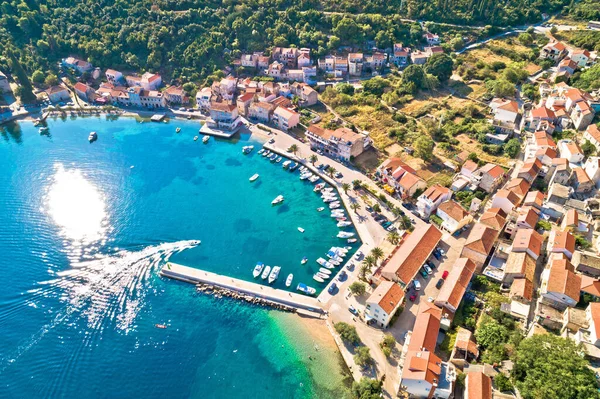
(160, 263), (324, 316)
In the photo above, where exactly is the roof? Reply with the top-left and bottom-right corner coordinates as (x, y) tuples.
(46, 85), (68, 95)
(422, 184), (451, 202)
(564, 141), (583, 156)
(547, 41), (567, 51)
(586, 125), (600, 142)
(251, 101), (276, 111)
(367, 281), (405, 314)
(382, 224), (442, 285)
(506, 178), (531, 198)
(273, 106), (298, 120)
(164, 86), (184, 96)
(462, 160), (478, 172)
(505, 251), (536, 281)
(563, 208), (579, 227)
(516, 206), (539, 229)
(573, 251), (600, 272)
(512, 228), (544, 258)
(479, 163), (505, 179)
(531, 106), (556, 120)
(437, 200), (468, 222)
(494, 189), (521, 206)
(535, 130), (557, 148)
(524, 191), (545, 208)
(210, 101), (237, 112)
(238, 92), (255, 102)
(581, 276), (600, 297)
(73, 82), (89, 92)
(536, 146), (558, 160)
(463, 223), (498, 256)
(307, 125), (363, 145)
(480, 208), (507, 230)
(454, 327), (479, 358)
(436, 258), (476, 311)
(409, 301), (442, 352)
(466, 371), (492, 399)
(510, 278), (534, 302)
(549, 229), (576, 255)
(490, 98), (519, 113)
(589, 303), (600, 339)
(547, 258), (581, 302)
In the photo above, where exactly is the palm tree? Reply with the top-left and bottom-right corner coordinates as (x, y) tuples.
(387, 231), (400, 245)
(309, 154), (318, 165)
(359, 263), (370, 281)
(350, 203), (361, 214)
(360, 255), (376, 280)
(371, 247), (384, 265)
(325, 165), (336, 177)
(289, 144), (298, 155)
(342, 183), (350, 193)
(352, 179), (363, 189)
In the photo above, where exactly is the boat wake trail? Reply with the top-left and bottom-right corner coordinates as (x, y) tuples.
(0, 240), (200, 372)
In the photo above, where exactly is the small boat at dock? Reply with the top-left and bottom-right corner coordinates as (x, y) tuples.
(276, 156), (282, 163)
(262, 150), (270, 157)
(242, 145), (254, 154)
(271, 195), (284, 205)
(253, 262), (265, 278)
(249, 173), (259, 182)
(268, 266), (281, 284)
(309, 175), (320, 183)
(289, 162), (299, 171)
(261, 265), (271, 280)
(337, 221), (352, 227)
(319, 268), (332, 275)
(337, 231), (355, 238)
(312, 275), (325, 283)
(298, 227), (305, 233)
(297, 283), (316, 295)
(301, 257), (308, 264)
(203, 135), (210, 143)
(316, 272), (330, 280)
(88, 131), (98, 143)
(269, 154), (277, 162)
(286, 274), (294, 287)
(282, 160), (291, 169)
(348, 238), (358, 243)
(258, 148), (264, 155)
(329, 203), (341, 209)
(314, 183), (325, 192)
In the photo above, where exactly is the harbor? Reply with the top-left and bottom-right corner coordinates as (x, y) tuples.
(160, 262), (325, 317)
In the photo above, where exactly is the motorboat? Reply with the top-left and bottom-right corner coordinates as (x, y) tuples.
(330, 213), (345, 218)
(314, 183), (325, 192)
(289, 163), (299, 171)
(242, 145), (254, 154)
(261, 265), (271, 280)
(282, 160), (291, 169)
(286, 274), (294, 287)
(298, 227), (305, 233)
(176, 127), (181, 133)
(348, 238), (358, 243)
(309, 175), (320, 183)
(269, 154), (278, 162)
(276, 157), (282, 163)
(319, 268), (332, 275)
(258, 148), (264, 155)
(301, 257), (308, 264)
(337, 231), (355, 238)
(336, 217), (347, 221)
(316, 272), (330, 280)
(297, 283), (316, 295)
(299, 173), (311, 180)
(263, 150), (270, 157)
(317, 207), (325, 212)
(88, 131), (98, 142)
(253, 262), (265, 278)
(268, 266), (281, 284)
(299, 166), (306, 173)
(332, 247), (348, 254)
(39, 126), (49, 134)
(194, 136), (199, 141)
(271, 195), (284, 205)
(203, 135), (210, 143)
(317, 257), (336, 268)
(312, 275), (325, 283)
(329, 203), (341, 209)
(337, 221), (352, 227)
(323, 197), (337, 203)
(249, 173), (259, 182)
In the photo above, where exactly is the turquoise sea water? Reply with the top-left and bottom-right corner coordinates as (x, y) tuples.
(0, 117), (352, 398)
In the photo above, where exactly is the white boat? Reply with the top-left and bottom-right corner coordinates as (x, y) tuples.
(88, 131), (98, 142)
(203, 135), (210, 143)
(319, 257), (338, 267)
(268, 266), (281, 284)
(330, 213), (344, 218)
(323, 197), (338, 203)
(269, 154), (277, 162)
(283, 160), (291, 169)
(249, 173), (259, 182)
(276, 157), (282, 163)
(330, 203), (341, 209)
(332, 247), (348, 254)
(271, 195), (284, 205)
(337, 231), (355, 238)
(298, 227), (305, 233)
(242, 145), (254, 154)
(322, 187), (334, 192)
(258, 148), (265, 155)
(316, 272), (330, 279)
(286, 274), (294, 287)
(39, 126), (49, 134)
(312, 275), (325, 283)
(194, 136), (199, 141)
(309, 175), (320, 183)
(176, 127), (181, 133)
(253, 262), (265, 278)
(262, 150), (270, 157)
(299, 173), (311, 180)
(301, 257), (308, 264)
(319, 268), (332, 275)
(337, 221), (352, 227)
(348, 238), (358, 243)
(261, 265), (271, 280)
(297, 283), (316, 295)
(317, 207), (325, 212)
(289, 162), (299, 171)
(314, 183), (325, 192)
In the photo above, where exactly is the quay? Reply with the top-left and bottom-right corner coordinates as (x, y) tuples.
(160, 262), (325, 316)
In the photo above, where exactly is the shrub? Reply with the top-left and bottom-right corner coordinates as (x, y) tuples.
(353, 346), (372, 367)
(349, 282), (366, 296)
(335, 322), (361, 345)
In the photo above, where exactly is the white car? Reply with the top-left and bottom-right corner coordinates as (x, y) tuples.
(423, 265), (433, 275)
(354, 251), (363, 260)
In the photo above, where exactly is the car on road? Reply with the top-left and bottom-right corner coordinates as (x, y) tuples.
(442, 270), (449, 279)
(346, 263), (354, 271)
(436, 247), (445, 256)
(436, 278), (444, 289)
(413, 280), (421, 291)
(365, 206), (373, 212)
(382, 222), (392, 228)
(386, 225), (396, 232)
(348, 305), (358, 315)
(426, 261), (436, 270)
(328, 282), (338, 294)
(432, 250), (441, 260)
(423, 265), (433, 275)
(334, 172), (343, 178)
(427, 296), (434, 303)
(409, 293), (417, 302)
(419, 269), (429, 279)
(268, 138), (275, 144)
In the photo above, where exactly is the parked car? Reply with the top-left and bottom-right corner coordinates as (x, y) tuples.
(382, 222), (392, 228)
(420, 269), (429, 279)
(328, 282), (337, 294)
(436, 278), (444, 289)
(413, 280), (421, 291)
(386, 226), (396, 232)
(409, 293), (417, 302)
(365, 206), (373, 212)
(338, 271), (347, 281)
(354, 251), (363, 260)
(426, 261), (436, 270)
(423, 265), (433, 275)
(442, 270), (449, 279)
(432, 251), (441, 261)
(348, 305), (358, 315)
(334, 172), (343, 178)
(268, 138), (275, 144)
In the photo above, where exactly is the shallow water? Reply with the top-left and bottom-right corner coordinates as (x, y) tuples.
(0, 117), (352, 398)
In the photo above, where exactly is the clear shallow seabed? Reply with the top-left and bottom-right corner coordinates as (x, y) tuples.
(0, 117), (353, 398)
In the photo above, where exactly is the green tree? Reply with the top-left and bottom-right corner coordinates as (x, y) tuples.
(351, 378), (382, 399)
(387, 231), (400, 245)
(513, 334), (600, 399)
(494, 373), (513, 393)
(309, 154), (318, 165)
(370, 247), (384, 264)
(32, 70), (45, 85)
(402, 64), (426, 89)
(475, 316), (508, 349)
(342, 183), (350, 193)
(518, 33), (533, 45)
(351, 202), (361, 214)
(372, 203), (381, 213)
(582, 139), (596, 157)
(414, 135), (435, 161)
(353, 346), (372, 367)
(349, 281), (366, 296)
(504, 138), (521, 158)
(424, 53), (453, 82)
(334, 322), (360, 345)
(288, 144), (298, 155)
(486, 79), (515, 98)
(352, 180), (363, 189)
(336, 83), (355, 95)
(363, 77), (390, 96)
(44, 74), (58, 87)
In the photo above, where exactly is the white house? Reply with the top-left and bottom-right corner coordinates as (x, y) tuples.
(272, 106), (300, 132)
(584, 157), (600, 188)
(559, 140), (585, 164)
(195, 87), (212, 110)
(540, 258), (581, 310)
(583, 124), (600, 150)
(436, 200), (472, 233)
(489, 98), (520, 130)
(570, 49), (591, 68)
(0, 71), (11, 93)
(364, 281), (405, 327)
(105, 69), (124, 84)
(417, 184), (452, 218)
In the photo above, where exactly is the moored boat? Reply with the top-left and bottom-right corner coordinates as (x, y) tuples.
(176, 127), (181, 133)
(88, 131), (98, 142)
(329, 203), (341, 209)
(203, 135), (210, 143)
(289, 162), (299, 171)
(261, 265), (271, 280)
(337, 231), (355, 238)
(242, 145), (254, 154)
(258, 148), (265, 155)
(286, 274), (294, 287)
(348, 238), (358, 243)
(263, 150), (270, 157)
(249, 173), (259, 182)
(316, 272), (330, 279)
(271, 195), (284, 205)
(314, 183), (325, 192)
(297, 283), (316, 295)
(268, 266), (281, 284)
(337, 221), (352, 227)
(301, 257), (308, 264)
(282, 160), (291, 169)
(319, 268), (332, 275)
(194, 136), (199, 141)
(312, 275), (325, 283)
(269, 153), (277, 162)
(39, 126), (49, 135)
(276, 156), (282, 163)
(309, 175), (320, 183)
(253, 262), (265, 278)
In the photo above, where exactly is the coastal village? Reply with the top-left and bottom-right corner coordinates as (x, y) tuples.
(3, 14), (600, 399)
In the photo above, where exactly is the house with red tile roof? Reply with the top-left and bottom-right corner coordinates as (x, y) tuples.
(541, 257), (581, 310)
(450, 327), (479, 367)
(517, 159), (542, 184)
(381, 224), (442, 287)
(506, 177), (532, 199)
(536, 146), (558, 166)
(523, 191), (545, 210)
(516, 206), (539, 230)
(417, 184), (452, 218)
(528, 106), (557, 131)
(461, 223), (499, 271)
(473, 164), (506, 193)
(489, 98), (520, 130)
(549, 229), (575, 260)
(584, 124), (600, 151)
(480, 208), (507, 230)
(490, 189), (521, 214)
(465, 371), (492, 399)
(585, 303), (600, 347)
(436, 200), (472, 233)
(364, 281), (405, 327)
(377, 158), (427, 198)
(435, 258), (476, 313)
(541, 41), (567, 61)
(559, 140), (585, 164)
(569, 49), (592, 67)
(272, 106), (299, 132)
(504, 251), (536, 284)
(571, 99), (595, 130)
(73, 82), (94, 101)
(571, 167), (594, 193)
(512, 228), (544, 260)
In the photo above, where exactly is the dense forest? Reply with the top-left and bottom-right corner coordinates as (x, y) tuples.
(0, 0), (572, 91)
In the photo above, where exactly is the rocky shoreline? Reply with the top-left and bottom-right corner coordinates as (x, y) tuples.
(196, 282), (298, 313)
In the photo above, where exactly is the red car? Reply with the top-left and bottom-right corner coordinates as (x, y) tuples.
(409, 293), (417, 302)
(442, 270), (449, 280)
